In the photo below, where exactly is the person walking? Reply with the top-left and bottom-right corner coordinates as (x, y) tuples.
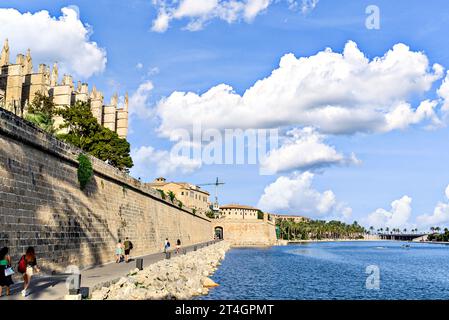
(176, 239), (181, 254)
(164, 238), (170, 253)
(115, 239), (124, 263)
(123, 237), (133, 263)
(0, 247), (14, 297)
(18, 247), (40, 297)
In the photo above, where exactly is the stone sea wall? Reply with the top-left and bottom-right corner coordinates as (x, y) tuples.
(0, 108), (212, 271)
(213, 219), (277, 246)
(91, 241), (230, 300)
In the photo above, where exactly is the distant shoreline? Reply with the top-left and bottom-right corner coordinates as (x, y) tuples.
(283, 239), (449, 246)
(232, 239), (449, 248)
(285, 239), (385, 244)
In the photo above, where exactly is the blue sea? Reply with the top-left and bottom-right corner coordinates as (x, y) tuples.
(201, 241), (449, 300)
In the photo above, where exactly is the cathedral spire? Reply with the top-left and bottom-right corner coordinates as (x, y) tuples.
(124, 92), (129, 111)
(111, 92), (118, 107)
(24, 48), (33, 74)
(50, 62), (58, 86)
(0, 39), (10, 66)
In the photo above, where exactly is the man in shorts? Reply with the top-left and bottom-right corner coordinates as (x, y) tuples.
(123, 237), (133, 263)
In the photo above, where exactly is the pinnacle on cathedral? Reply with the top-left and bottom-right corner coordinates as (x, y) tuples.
(0, 39), (128, 139)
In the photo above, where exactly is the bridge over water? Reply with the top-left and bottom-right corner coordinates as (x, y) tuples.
(378, 233), (428, 241)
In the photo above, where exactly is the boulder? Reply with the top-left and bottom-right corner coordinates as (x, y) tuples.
(202, 277), (219, 288)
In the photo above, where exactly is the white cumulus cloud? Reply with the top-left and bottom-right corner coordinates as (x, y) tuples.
(365, 196), (413, 229)
(257, 171), (352, 220)
(151, 0), (276, 32)
(131, 145), (202, 178)
(155, 41), (444, 139)
(383, 100), (442, 131)
(151, 8), (171, 32)
(129, 81), (155, 120)
(437, 71), (449, 113)
(260, 127), (360, 174)
(0, 6), (106, 79)
(416, 185), (449, 227)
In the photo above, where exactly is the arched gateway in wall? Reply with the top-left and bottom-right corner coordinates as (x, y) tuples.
(215, 226), (224, 240)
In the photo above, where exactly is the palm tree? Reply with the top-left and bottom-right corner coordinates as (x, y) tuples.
(403, 228), (407, 234)
(430, 227), (435, 234)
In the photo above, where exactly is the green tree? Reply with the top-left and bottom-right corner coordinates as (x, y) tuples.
(275, 218), (366, 241)
(57, 100), (133, 170)
(28, 92), (56, 118)
(25, 112), (56, 134)
(88, 126), (133, 170)
(25, 92), (56, 133)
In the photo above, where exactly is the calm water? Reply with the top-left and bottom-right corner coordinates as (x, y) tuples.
(201, 241), (449, 300)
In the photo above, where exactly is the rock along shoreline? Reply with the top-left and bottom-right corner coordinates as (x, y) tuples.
(90, 241), (230, 300)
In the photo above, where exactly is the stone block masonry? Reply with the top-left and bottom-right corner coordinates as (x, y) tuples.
(0, 108), (212, 272)
(213, 219), (277, 246)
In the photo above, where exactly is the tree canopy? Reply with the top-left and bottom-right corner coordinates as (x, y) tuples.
(25, 92), (56, 133)
(28, 92), (56, 118)
(57, 100), (133, 170)
(276, 219), (366, 241)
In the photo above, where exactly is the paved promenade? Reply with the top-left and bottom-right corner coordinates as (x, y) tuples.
(0, 240), (216, 300)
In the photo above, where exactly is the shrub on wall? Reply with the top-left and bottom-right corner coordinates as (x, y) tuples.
(178, 201), (183, 209)
(156, 189), (166, 200)
(167, 191), (176, 203)
(205, 211), (215, 219)
(77, 154), (93, 190)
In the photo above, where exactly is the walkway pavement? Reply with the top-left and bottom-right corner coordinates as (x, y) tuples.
(0, 240), (217, 300)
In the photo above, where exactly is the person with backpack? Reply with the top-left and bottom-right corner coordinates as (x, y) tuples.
(123, 237), (133, 263)
(18, 246), (40, 297)
(176, 239), (181, 254)
(0, 247), (14, 297)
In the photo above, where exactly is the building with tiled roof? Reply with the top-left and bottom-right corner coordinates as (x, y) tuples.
(146, 177), (211, 214)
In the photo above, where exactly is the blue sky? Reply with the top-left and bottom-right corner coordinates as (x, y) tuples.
(2, 0), (449, 230)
